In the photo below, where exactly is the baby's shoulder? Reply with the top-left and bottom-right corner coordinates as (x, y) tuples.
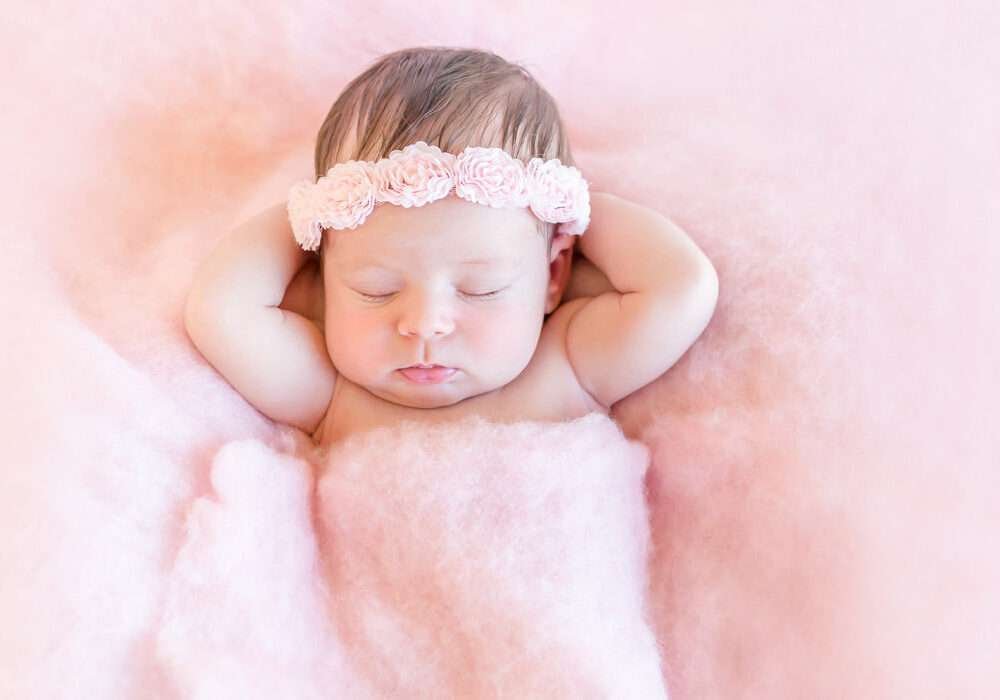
(523, 298), (606, 414)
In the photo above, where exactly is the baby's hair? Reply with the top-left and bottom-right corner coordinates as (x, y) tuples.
(312, 46), (577, 265)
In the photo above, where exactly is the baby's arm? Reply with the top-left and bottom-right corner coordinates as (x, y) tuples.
(563, 192), (718, 408)
(183, 202), (335, 433)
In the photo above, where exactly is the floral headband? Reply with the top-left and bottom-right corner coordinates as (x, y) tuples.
(286, 141), (591, 252)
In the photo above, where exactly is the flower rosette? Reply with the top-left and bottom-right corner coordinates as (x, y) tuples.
(373, 141), (457, 208)
(453, 146), (531, 210)
(287, 161), (379, 251)
(526, 157), (591, 236)
(287, 180), (327, 252)
(318, 160), (378, 231)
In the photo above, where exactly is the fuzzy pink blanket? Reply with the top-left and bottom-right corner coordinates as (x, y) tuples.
(2, 2), (997, 698)
(158, 414), (666, 697)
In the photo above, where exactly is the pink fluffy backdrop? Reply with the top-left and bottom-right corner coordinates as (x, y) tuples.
(1, 1), (997, 697)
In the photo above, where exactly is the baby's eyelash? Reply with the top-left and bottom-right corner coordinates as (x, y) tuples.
(359, 289), (504, 302)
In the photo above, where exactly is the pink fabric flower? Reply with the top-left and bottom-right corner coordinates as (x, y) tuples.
(526, 158), (590, 235)
(287, 180), (327, 252)
(316, 160), (378, 233)
(289, 161), (379, 251)
(373, 141), (456, 207)
(453, 147), (530, 209)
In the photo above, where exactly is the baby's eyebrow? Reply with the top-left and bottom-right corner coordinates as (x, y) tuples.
(460, 258), (504, 265)
(340, 257), (517, 271)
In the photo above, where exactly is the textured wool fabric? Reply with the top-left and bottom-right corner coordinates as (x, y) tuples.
(156, 414), (666, 698)
(1, 1), (997, 698)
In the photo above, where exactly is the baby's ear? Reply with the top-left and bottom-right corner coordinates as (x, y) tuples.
(548, 231), (576, 263)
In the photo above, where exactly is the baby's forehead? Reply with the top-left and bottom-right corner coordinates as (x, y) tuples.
(328, 225), (539, 271)
(333, 247), (524, 273)
(365, 194), (537, 240)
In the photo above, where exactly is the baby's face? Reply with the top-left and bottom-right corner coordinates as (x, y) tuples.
(322, 194), (555, 409)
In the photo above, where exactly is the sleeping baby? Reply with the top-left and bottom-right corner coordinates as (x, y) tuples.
(176, 46), (723, 695)
(183, 46), (719, 450)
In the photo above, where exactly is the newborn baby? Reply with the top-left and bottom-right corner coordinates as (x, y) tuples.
(176, 47), (720, 696)
(183, 49), (718, 450)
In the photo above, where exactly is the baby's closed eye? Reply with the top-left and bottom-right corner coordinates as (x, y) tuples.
(354, 286), (508, 303)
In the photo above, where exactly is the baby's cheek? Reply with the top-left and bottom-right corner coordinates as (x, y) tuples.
(478, 308), (538, 348)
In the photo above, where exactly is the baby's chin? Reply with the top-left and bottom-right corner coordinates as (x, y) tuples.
(385, 395), (464, 410)
(372, 378), (494, 410)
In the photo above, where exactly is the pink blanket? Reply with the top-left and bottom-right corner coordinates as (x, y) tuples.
(157, 414), (666, 697)
(2, 1), (997, 697)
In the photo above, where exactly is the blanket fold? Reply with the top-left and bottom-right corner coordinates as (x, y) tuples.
(156, 412), (668, 698)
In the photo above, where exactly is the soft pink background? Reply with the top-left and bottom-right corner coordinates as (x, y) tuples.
(1, 1), (997, 697)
